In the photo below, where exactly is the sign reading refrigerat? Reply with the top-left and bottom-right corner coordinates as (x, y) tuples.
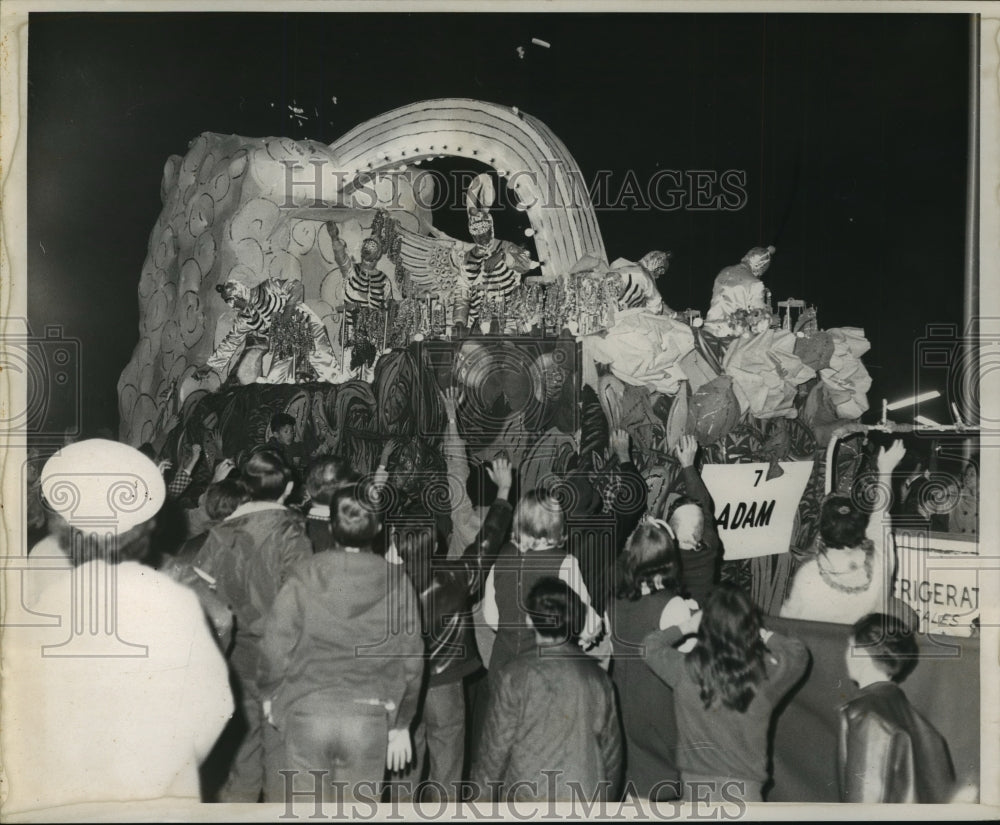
(701, 462), (814, 561)
(893, 532), (979, 636)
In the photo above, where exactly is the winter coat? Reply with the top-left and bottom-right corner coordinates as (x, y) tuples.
(194, 501), (312, 677)
(4, 561), (233, 810)
(257, 549), (425, 732)
(472, 643), (622, 801)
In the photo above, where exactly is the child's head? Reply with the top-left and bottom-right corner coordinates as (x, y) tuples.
(204, 478), (250, 520)
(848, 613), (918, 685)
(616, 520), (680, 601)
(687, 583), (768, 713)
(305, 456), (360, 506)
(666, 495), (705, 550)
(241, 449), (294, 502)
(512, 489), (566, 552)
(526, 577), (585, 645)
(820, 495), (869, 549)
(270, 413), (296, 446)
(329, 483), (382, 551)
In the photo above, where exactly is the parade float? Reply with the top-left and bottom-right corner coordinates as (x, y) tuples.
(118, 98), (886, 614)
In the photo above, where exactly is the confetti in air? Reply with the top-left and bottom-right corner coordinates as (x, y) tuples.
(531, 38), (551, 49)
(516, 46), (525, 59)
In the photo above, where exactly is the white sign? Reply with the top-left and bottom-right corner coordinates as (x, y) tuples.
(701, 461), (814, 561)
(893, 531), (979, 637)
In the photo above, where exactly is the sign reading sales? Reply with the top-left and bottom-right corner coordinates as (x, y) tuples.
(700, 461), (814, 561)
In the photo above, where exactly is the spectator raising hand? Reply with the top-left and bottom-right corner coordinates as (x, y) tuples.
(442, 385), (464, 424)
(486, 456), (513, 501)
(674, 434), (698, 469)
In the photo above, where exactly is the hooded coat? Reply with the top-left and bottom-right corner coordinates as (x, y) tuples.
(257, 549), (425, 732)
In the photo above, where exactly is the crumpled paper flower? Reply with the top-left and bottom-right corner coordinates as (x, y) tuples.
(820, 327), (872, 419)
(689, 374), (741, 444)
(582, 308), (695, 396)
(722, 329), (816, 419)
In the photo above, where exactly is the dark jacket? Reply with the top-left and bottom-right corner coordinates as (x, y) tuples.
(676, 466), (722, 603)
(193, 502), (313, 678)
(472, 642), (622, 802)
(257, 549), (425, 732)
(397, 499), (513, 687)
(838, 681), (955, 803)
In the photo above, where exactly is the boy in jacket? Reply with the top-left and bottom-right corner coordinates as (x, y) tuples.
(258, 482), (425, 804)
(472, 577), (622, 802)
(839, 613), (955, 803)
(194, 449), (313, 802)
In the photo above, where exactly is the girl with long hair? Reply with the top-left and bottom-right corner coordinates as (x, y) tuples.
(644, 583), (809, 803)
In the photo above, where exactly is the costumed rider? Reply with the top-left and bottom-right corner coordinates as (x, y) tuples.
(194, 277), (340, 384)
(703, 245), (775, 338)
(458, 173), (537, 332)
(612, 250), (673, 314)
(326, 219), (395, 357)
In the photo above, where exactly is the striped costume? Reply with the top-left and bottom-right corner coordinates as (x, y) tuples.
(461, 239), (534, 324)
(207, 279), (339, 383)
(615, 265), (663, 313)
(344, 263), (391, 342)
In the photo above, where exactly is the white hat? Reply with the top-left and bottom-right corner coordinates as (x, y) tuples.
(40, 439), (166, 534)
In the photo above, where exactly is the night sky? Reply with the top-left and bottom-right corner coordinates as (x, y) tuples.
(26, 12), (972, 436)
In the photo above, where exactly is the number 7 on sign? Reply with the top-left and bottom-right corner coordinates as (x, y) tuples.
(753, 469), (764, 487)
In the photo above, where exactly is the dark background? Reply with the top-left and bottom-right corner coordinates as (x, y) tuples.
(26, 12), (972, 437)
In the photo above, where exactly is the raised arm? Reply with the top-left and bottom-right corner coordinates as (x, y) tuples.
(641, 625), (690, 688)
(610, 429), (647, 555)
(459, 457), (514, 600)
(867, 440), (906, 544)
(757, 627), (810, 703)
(675, 435), (721, 549)
(867, 440), (907, 594)
(443, 386), (479, 558)
(326, 220), (355, 281)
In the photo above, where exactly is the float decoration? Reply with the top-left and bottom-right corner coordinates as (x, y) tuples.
(119, 99), (880, 618)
